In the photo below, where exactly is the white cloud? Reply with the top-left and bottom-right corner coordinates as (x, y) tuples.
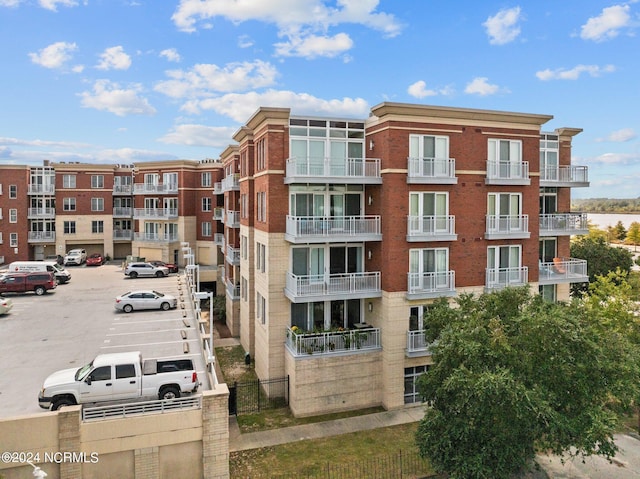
(0, 0), (22, 7)
(160, 48), (181, 62)
(274, 32), (353, 58)
(158, 124), (237, 147)
(238, 35), (254, 48)
(407, 80), (453, 98)
(580, 4), (632, 42)
(580, 152), (638, 165)
(39, 0), (77, 11)
(28, 41), (78, 69)
(79, 79), (156, 116)
(96, 46), (132, 70)
(181, 89), (369, 122)
(483, 6), (522, 45)
(154, 60), (278, 98)
(596, 128), (637, 142)
(464, 77), (501, 96)
(536, 64), (615, 80)
(0, 136), (91, 148)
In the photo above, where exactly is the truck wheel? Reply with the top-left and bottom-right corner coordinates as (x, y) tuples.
(34, 286), (46, 296)
(160, 302), (170, 311)
(52, 397), (75, 411)
(159, 386), (180, 400)
(123, 304), (133, 313)
(155, 271), (164, 278)
(129, 271), (138, 279)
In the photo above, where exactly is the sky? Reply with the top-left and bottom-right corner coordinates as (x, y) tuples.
(0, 1), (639, 199)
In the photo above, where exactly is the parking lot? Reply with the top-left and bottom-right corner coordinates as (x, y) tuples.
(0, 262), (208, 418)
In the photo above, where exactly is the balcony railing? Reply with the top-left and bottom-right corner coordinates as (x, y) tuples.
(112, 185), (133, 195)
(226, 211), (240, 228)
(213, 233), (224, 246)
(285, 327), (381, 357)
(285, 271), (381, 302)
(28, 231), (56, 242)
(226, 245), (240, 265)
(485, 266), (529, 291)
(485, 160), (530, 185)
(113, 230), (133, 241)
(28, 185), (55, 195)
(285, 215), (382, 243)
(213, 208), (224, 221)
(222, 174), (240, 192)
(133, 183), (178, 194)
(27, 207), (55, 219)
(212, 182), (223, 195)
(133, 233), (179, 242)
(285, 157), (382, 184)
(406, 330), (432, 357)
(485, 215), (530, 239)
(407, 157), (457, 184)
(407, 271), (456, 299)
(406, 215), (456, 241)
(539, 213), (589, 236)
(226, 278), (240, 300)
(133, 208), (178, 220)
(113, 207), (133, 218)
(538, 257), (588, 285)
(539, 166), (589, 187)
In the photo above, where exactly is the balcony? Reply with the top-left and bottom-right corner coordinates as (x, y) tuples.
(133, 183), (178, 195)
(113, 207), (133, 218)
(213, 207), (224, 222)
(133, 208), (178, 220)
(226, 211), (240, 228)
(285, 327), (381, 357)
(226, 278), (240, 300)
(27, 207), (55, 219)
(221, 174), (240, 192)
(285, 215), (382, 243)
(213, 233), (224, 246)
(485, 160), (530, 185)
(407, 157), (457, 184)
(539, 166), (589, 187)
(28, 185), (55, 195)
(539, 213), (589, 236)
(485, 266), (529, 291)
(406, 271), (456, 300)
(406, 330), (432, 358)
(113, 230), (133, 241)
(485, 215), (530, 240)
(212, 182), (223, 195)
(538, 257), (588, 285)
(28, 231), (56, 243)
(133, 232), (179, 242)
(112, 185), (133, 195)
(226, 245), (240, 266)
(406, 215), (457, 242)
(285, 157), (382, 184)
(285, 271), (382, 303)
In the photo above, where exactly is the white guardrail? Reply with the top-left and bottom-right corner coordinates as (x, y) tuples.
(82, 396), (201, 421)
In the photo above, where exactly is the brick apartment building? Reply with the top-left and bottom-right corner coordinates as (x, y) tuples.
(0, 102), (589, 416)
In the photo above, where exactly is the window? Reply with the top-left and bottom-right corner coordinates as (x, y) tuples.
(241, 277), (248, 301)
(202, 197), (212, 212)
(241, 235), (248, 260)
(257, 191), (266, 222)
(539, 284), (556, 302)
(92, 220), (104, 233)
(64, 221), (76, 234)
(256, 138), (266, 171)
(487, 193), (524, 232)
(256, 242), (266, 272)
(63, 198), (76, 211)
(9, 185), (17, 198)
(409, 248), (450, 291)
(201, 172), (212, 187)
(89, 366), (111, 382)
(91, 175), (104, 188)
(163, 172), (178, 190)
(409, 135), (449, 160)
(202, 221), (212, 236)
(0, 232), (3, 243)
(256, 292), (266, 324)
(91, 198), (104, 211)
(116, 364), (136, 379)
(0, 208), (2, 219)
(540, 134), (559, 180)
(9, 209), (17, 223)
(241, 193), (248, 218)
(404, 366), (430, 404)
(409, 192), (449, 234)
(488, 139), (522, 164)
(63, 175), (76, 188)
(10, 233), (18, 247)
(487, 245), (523, 286)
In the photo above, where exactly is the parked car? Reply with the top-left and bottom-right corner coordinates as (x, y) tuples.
(0, 297), (13, 315)
(64, 249), (87, 265)
(45, 254), (64, 265)
(0, 272), (57, 296)
(124, 262), (169, 278)
(149, 260), (178, 273)
(86, 253), (104, 266)
(114, 290), (178, 313)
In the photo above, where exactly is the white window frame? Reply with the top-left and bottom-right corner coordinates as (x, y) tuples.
(63, 198), (76, 211)
(256, 292), (266, 324)
(91, 197), (104, 212)
(92, 220), (104, 233)
(63, 175), (76, 188)
(10, 233), (18, 247)
(64, 221), (76, 234)
(488, 139), (522, 164)
(91, 175), (104, 189)
(9, 208), (17, 223)
(9, 185), (17, 198)
(201, 221), (212, 237)
(202, 197), (212, 212)
(201, 172), (212, 187)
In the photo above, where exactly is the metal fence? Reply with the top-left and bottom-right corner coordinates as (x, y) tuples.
(82, 396), (201, 421)
(229, 376), (289, 415)
(232, 450), (444, 479)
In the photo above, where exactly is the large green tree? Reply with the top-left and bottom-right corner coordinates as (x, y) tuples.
(625, 221), (640, 251)
(570, 236), (633, 295)
(416, 286), (640, 479)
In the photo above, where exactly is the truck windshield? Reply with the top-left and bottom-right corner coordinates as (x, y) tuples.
(52, 264), (64, 272)
(75, 362), (94, 381)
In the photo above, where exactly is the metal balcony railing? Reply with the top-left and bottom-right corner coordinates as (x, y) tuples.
(113, 207), (133, 218)
(133, 208), (178, 219)
(407, 271), (456, 299)
(539, 166), (589, 187)
(133, 233), (179, 242)
(538, 257), (588, 285)
(406, 215), (456, 241)
(112, 185), (133, 195)
(285, 157), (382, 184)
(221, 174), (240, 192)
(28, 231), (56, 242)
(539, 213), (589, 236)
(212, 182), (223, 195)
(225, 278), (240, 300)
(406, 330), (432, 357)
(485, 266), (528, 291)
(213, 233), (224, 246)
(27, 207), (55, 219)
(285, 215), (381, 242)
(486, 160), (530, 184)
(226, 211), (240, 227)
(113, 230), (133, 240)
(485, 215), (530, 239)
(226, 245), (240, 265)
(407, 157), (457, 184)
(28, 184), (55, 195)
(285, 271), (381, 300)
(285, 327), (381, 357)
(133, 183), (178, 194)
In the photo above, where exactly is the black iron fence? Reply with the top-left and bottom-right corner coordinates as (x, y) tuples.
(229, 376), (289, 415)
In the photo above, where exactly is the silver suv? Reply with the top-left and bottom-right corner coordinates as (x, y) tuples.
(124, 262), (169, 279)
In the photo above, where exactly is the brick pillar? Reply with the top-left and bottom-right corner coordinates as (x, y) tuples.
(58, 405), (82, 479)
(201, 386), (230, 479)
(135, 447), (159, 479)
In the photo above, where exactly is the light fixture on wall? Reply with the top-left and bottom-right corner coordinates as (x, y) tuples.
(369, 140), (375, 151)
(368, 195), (373, 206)
(368, 250), (372, 260)
(368, 302), (373, 313)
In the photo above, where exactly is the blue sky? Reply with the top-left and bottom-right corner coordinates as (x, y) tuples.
(0, 0), (639, 199)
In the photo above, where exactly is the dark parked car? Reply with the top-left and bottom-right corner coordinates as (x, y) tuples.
(149, 260), (178, 274)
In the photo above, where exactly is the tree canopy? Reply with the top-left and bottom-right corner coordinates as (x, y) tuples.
(416, 284), (640, 479)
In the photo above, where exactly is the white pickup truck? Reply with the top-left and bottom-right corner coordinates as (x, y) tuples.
(38, 351), (199, 411)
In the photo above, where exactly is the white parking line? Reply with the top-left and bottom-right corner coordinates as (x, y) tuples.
(100, 339), (200, 349)
(106, 328), (189, 336)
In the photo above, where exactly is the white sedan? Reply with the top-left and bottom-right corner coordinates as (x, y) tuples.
(0, 297), (13, 315)
(114, 290), (177, 313)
